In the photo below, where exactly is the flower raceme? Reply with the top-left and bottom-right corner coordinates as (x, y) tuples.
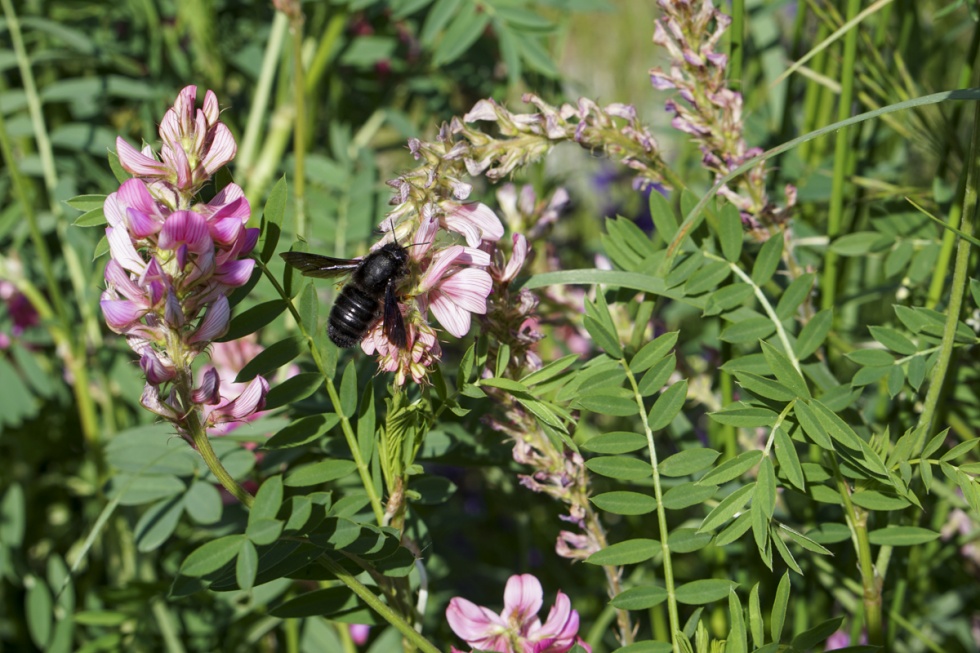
(101, 85), (267, 436)
(446, 574), (590, 653)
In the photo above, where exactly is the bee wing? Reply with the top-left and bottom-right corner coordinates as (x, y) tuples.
(280, 251), (359, 278)
(382, 280), (407, 349)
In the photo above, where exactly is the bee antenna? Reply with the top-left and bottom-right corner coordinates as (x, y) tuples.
(388, 219), (400, 245)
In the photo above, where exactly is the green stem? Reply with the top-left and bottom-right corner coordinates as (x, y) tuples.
(316, 556), (440, 653)
(623, 360), (680, 653)
(184, 404), (255, 507)
(728, 0), (745, 90)
(705, 252), (802, 373)
(290, 10), (308, 241)
(820, 0), (862, 312)
(256, 258), (386, 523)
(239, 11), (289, 177)
(833, 463), (882, 645)
(915, 76), (980, 453)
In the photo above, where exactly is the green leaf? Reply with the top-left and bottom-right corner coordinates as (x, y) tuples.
(421, 0), (462, 44)
(718, 203), (744, 262)
(770, 525), (802, 574)
(704, 283), (754, 316)
(662, 482), (717, 509)
(728, 589), (748, 653)
(265, 414), (340, 449)
(867, 526), (940, 546)
(480, 377), (531, 393)
(591, 491), (657, 515)
(586, 538), (659, 566)
(775, 273), (815, 320)
(583, 431), (647, 454)
(846, 349), (895, 367)
(648, 380), (687, 431)
(521, 354), (579, 386)
(584, 315), (623, 359)
(751, 237), (783, 286)
(111, 473), (185, 506)
(630, 332), (678, 373)
(433, 4), (490, 65)
(180, 535), (246, 577)
(576, 390), (637, 417)
(940, 437), (979, 461)
(850, 490), (911, 510)
(218, 300), (287, 342)
(675, 579), (739, 605)
(285, 460), (357, 487)
(774, 427), (805, 490)
(246, 518), (284, 546)
(778, 524), (832, 555)
(26, 576), (53, 649)
(760, 342), (810, 399)
(793, 401), (833, 449)
(699, 484), (754, 532)
(637, 354), (676, 396)
(720, 317), (776, 343)
(771, 571), (791, 642)
(183, 481), (223, 525)
(259, 177), (288, 262)
(698, 450), (763, 485)
(715, 511), (753, 546)
(236, 541), (258, 592)
(135, 496), (184, 552)
(409, 476), (457, 505)
(586, 456), (651, 481)
(251, 475), (283, 522)
(235, 336), (303, 383)
(271, 586), (372, 620)
(650, 190), (678, 242)
(659, 448), (720, 477)
(263, 373), (324, 412)
(684, 261), (731, 295)
(869, 326), (917, 355)
(72, 206), (106, 227)
(339, 361), (358, 418)
(709, 405), (777, 428)
(66, 193), (107, 211)
(611, 584), (669, 610)
(667, 528), (713, 553)
(796, 309), (833, 359)
(791, 617), (844, 651)
(830, 231), (889, 255)
(735, 372), (796, 402)
(756, 457), (777, 519)
(748, 583), (763, 649)
(298, 282), (319, 333)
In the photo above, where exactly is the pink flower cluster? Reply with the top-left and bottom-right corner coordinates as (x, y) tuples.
(101, 86), (268, 432)
(447, 574), (590, 653)
(649, 0), (795, 229)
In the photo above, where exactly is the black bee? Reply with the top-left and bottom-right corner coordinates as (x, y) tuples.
(280, 242), (409, 349)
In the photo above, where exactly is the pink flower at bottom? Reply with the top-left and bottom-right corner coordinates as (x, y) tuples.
(446, 574), (590, 653)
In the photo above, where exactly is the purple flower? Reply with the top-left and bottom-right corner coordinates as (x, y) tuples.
(446, 574), (590, 653)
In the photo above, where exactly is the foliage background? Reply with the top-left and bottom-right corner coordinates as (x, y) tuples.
(2, 0), (980, 652)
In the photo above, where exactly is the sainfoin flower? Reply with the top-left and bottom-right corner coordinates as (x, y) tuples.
(446, 574), (590, 653)
(101, 85), (267, 440)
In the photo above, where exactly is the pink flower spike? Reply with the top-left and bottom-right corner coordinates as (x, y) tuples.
(116, 137), (168, 177)
(463, 99), (500, 122)
(189, 295), (230, 344)
(101, 297), (145, 333)
(500, 234), (529, 283)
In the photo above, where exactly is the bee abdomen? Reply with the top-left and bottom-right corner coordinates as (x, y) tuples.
(328, 286), (379, 348)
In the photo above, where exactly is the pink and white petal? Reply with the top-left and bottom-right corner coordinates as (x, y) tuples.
(463, 99), (500, 123)
(220, 375), (270, 420)
(428, 291), (473, 338)
(442, 212), (483, 247)
(202, 123), (237, 174)
(240, 228), (260, 256)
(214, 258), (255, 287)
(418, 246), (465, 292)
(503, 574), (544, 625)
(101, 299), (144, 332)
(117, 178), (159, 213)
(140, 349), (176, 385)
(103, 193), (127, 229)
(210, 216), (244, 245)
(209, 182), (245, 210)
(159, 211), (212, 252)
(192, 367), (222, 405)
(116, 137), (168, 176)
(127, 207), (161, 238)
(437, 269), (492, 314)
(202, 89), (219, 124)
(189, 295), (230, 344)
(162, 144), (192, 189)
(104, 260), (147, 303)
(502, 234), (529, 282)
(107, 226), (147, 275)
(446, 597), (508, 646)
(529, 592), (577, 643)
(455, 247), (491, 267)
(448, 202), (505, 243)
